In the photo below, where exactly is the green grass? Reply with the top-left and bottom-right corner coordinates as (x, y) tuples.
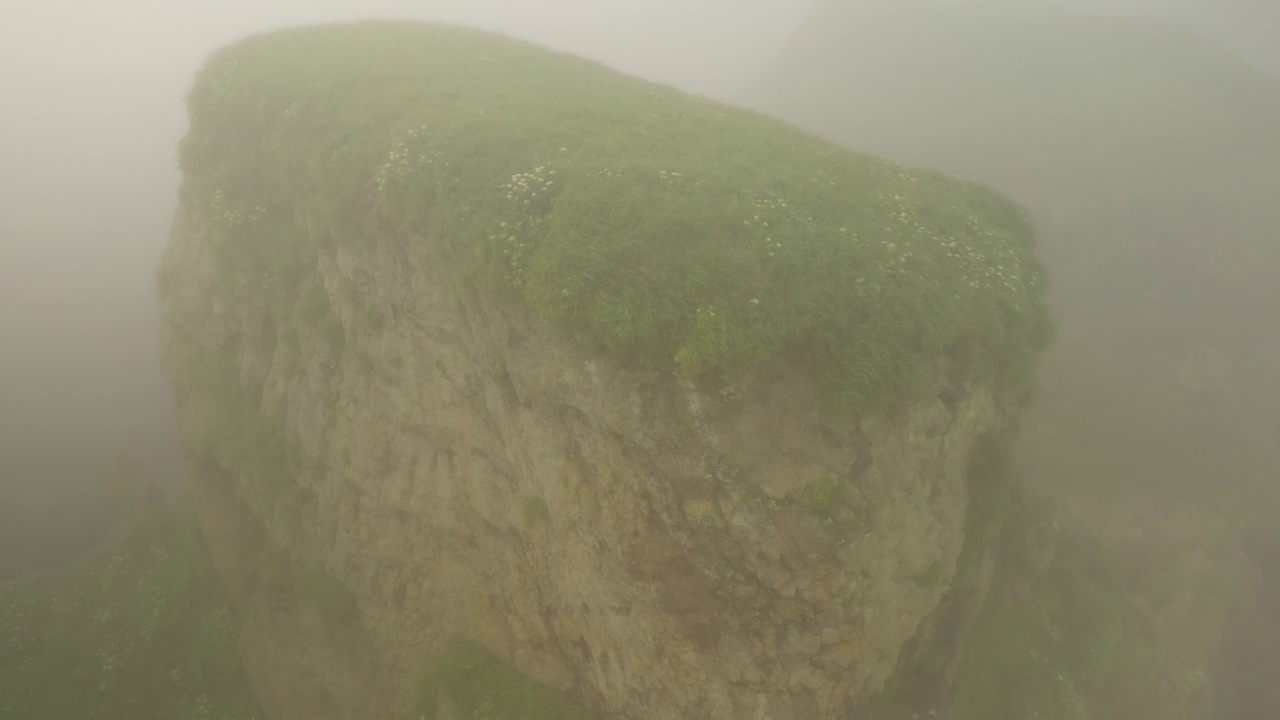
(809, 473), (848, 516)
(866, 504), (1142, 720)
(950, 534), (1128, 720)
(948, 528), (1239, 720)
(178, 20), (1052, 414)
(743, 1), (1280, 501)
(416, 637), (595, 720)
(0, 504), (261, 720)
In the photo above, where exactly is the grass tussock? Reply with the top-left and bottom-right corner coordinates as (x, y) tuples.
(180, 21), (1052, 414)
(417, 637), (595, 720)
(0, 505), (260, 719)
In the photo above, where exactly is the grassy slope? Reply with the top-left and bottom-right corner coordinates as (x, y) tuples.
(167, 22), (1055, 719)
(177, 20), (1051, 414)
(952, 536), (1128, 720)
(743, 5), (1278, 717)
(743, 1), (1280, 502)
(745, 1), (1280, 346)
(0, 504), (260, 720)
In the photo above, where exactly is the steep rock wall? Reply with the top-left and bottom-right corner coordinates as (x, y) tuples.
(163, 199), (1012, 719)
(159, 21), (1051, 720)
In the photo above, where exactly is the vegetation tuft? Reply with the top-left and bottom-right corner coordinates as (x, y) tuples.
(180, 21), (1052, 414)
(809, 473), (847, 516)
(416, 637), (595, 720)
(0, 504), (261, 719)
(948, 529), (1229, 720)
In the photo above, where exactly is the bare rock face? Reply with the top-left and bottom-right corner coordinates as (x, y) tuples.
(160, 195), (1016, 720)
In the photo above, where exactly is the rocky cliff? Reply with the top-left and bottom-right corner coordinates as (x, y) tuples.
(158, 21), (1053, 720)
(735, 6), (1280, 717)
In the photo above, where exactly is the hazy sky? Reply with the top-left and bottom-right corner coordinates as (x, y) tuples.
(0, 0), (1273, 504)
(0, 0), (815, 503)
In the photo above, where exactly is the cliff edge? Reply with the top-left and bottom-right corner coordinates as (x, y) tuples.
(158, 21), (1052, 720)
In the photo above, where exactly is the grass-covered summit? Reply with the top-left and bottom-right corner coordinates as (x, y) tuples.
(181, 21), (1052, 412)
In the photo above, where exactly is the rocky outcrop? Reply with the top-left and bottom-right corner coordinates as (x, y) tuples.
(162, 199), (1018, 719)
(159, 22), (1050, 720)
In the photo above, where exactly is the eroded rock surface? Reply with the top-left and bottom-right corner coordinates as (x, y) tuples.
(160, 195), (1019, 720)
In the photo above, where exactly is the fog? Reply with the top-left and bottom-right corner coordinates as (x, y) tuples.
(738, 4), (1279, 714)
(1049, 0), (1280, 72)
(0, 0), (815, 560)
(0, 0), (1274, 562)
(1, 0), (1279, 714)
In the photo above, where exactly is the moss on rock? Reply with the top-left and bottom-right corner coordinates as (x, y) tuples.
(417, 638), (594, 720)
(180, 20), (1052, 415)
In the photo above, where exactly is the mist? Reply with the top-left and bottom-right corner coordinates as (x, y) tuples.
(3, 0), (1279, 716)
(1047, 0), (1280, 72)
(4, 0), (1273, 529)
(0, 0), (815, 565)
